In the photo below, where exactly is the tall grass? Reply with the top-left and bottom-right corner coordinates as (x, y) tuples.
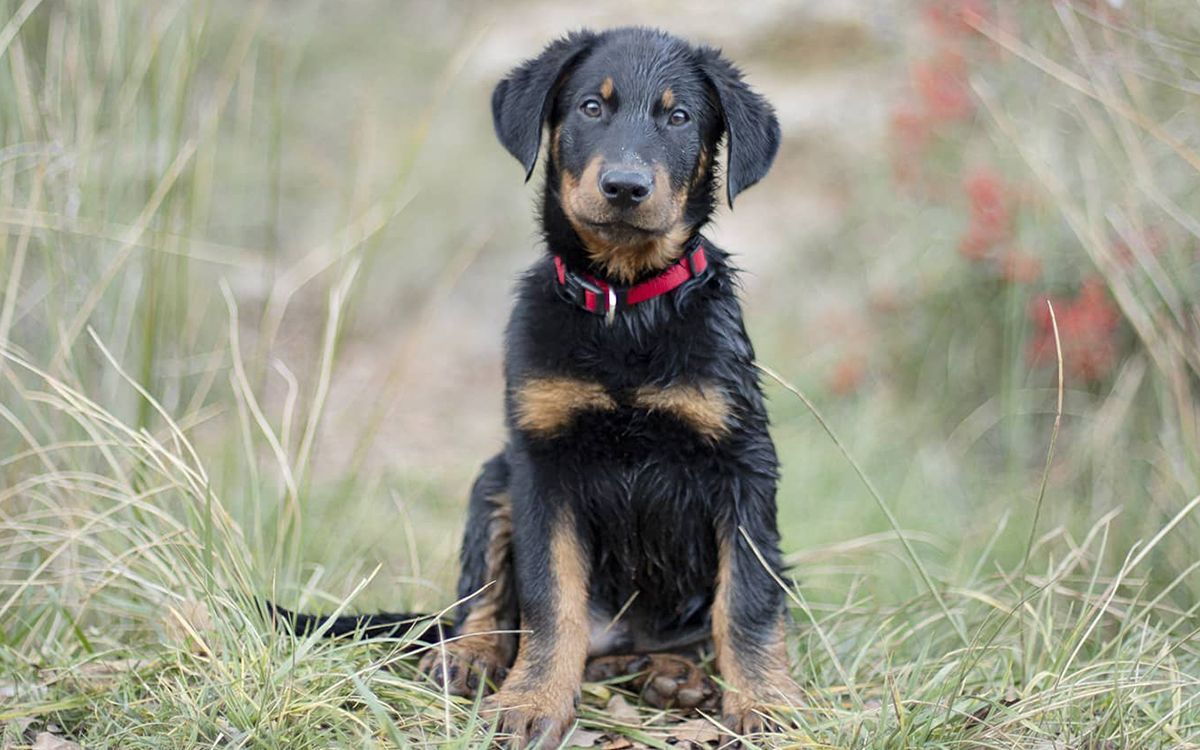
(1, 1), (1198, 747)
(968, 0), (1200, 598)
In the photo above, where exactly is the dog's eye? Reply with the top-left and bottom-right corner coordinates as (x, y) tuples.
(580, 99), (602, 118)
(668, 108), (690, 126)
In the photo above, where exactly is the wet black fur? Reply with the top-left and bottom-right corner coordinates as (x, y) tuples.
(490, 252), (785, 649)
(273, 25), (787, 694)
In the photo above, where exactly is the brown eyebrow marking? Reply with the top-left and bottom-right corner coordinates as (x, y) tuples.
(600, 77), (615, 101)
(661, 87), (675, 109)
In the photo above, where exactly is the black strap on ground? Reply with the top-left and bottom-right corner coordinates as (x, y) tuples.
(262, 599), (452, 642)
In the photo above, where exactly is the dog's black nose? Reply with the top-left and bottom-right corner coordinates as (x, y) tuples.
(599, 168), (654, 206)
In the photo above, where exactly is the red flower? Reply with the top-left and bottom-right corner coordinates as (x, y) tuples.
(889, 105), (932, 185)
(912, 49), (974, 123)
(965, 168), (1010, 230)
(998, 249), (1042, 284)
(958, 226), (994, 261)
(891, 106), (932, 150)
(958, 167), (1013, 261)
(1027, 277), (1121, 382)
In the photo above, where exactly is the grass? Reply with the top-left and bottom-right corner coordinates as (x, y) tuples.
(2, 1), (1199, 747)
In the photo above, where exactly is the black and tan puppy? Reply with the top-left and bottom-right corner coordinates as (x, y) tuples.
(274, 25), (799, 747)
(439, 26), (797, 745)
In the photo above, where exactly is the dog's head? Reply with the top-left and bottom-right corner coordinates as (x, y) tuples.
(492, 28), (780, 282)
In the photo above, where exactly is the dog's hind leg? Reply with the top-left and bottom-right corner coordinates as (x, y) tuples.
(418, 453), (517, 696)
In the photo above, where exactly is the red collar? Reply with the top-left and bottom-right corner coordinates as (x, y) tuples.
(552, 240), (710, 321)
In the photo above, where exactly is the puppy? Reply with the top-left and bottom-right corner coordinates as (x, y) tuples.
(422, 26), (801, 746)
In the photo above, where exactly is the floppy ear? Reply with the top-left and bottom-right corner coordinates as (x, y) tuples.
(697, 47), (781, 207)
(492, 31), (597, 181)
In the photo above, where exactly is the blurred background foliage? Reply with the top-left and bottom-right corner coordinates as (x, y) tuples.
(1, 0), (1198, 684)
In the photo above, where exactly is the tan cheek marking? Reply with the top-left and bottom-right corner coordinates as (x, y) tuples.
(560, 168), (577, 206)
(560, 154), (605, 218)
(581, 155), (604, 192)
(600, 76), (614, 101)
(561, 155), (617, 272)
(658, 162), (689, 219)
(654, 162), (674, 198)
(692, 145), (710, 189)
(633, 382), (731, 440)
(514, 377), (616, 436)
(661, 87), (675, 109)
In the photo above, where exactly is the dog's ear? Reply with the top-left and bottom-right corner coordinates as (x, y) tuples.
(492, 31), (597, 180)
(697, 47), (780, 207)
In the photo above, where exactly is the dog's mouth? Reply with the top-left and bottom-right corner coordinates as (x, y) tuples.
(564, 202), (691, 282)
(581, 218), (669, 240)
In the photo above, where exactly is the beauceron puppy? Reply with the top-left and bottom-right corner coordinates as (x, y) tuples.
(275, 26), (800, 747)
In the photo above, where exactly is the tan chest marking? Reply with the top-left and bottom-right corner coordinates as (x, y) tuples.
(514, 377), (617, 436)
(633, 383), (732, 440)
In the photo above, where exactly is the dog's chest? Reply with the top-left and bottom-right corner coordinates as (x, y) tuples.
(513, 330), (736, 623)
(512, 373), (733, 448)
(511, 300), (739, 447)
(506, 290), (758, 630)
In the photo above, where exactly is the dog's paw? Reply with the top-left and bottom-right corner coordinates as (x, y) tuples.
(720, 704), (780, 737)
(585, 653), (719, 711)
(482, 687), (576, 748)
(418, 640), (508, 697)
(718, 680), (804, 744)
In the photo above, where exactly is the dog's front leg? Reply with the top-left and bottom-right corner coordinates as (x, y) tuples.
(712, 475), (802, 738)
(483, 465), (589, 748)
